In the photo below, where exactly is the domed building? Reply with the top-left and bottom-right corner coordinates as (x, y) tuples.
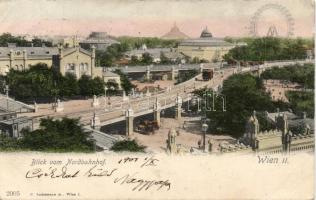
(178, 27), (235, 62)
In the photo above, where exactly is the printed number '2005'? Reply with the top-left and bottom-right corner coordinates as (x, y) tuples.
(6, 191), (20, 196)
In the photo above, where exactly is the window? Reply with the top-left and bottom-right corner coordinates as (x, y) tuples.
(46, 51), (50, 54)
(65, 63), (75, 71)
(30, 51), (34, 54)
(16, 51), (21, 55)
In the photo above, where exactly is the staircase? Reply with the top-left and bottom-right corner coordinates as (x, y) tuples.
(0, 96), (35, 113)
(84, 126), (124, 150)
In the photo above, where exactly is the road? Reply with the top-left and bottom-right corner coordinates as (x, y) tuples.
(20, 59), (313, 129)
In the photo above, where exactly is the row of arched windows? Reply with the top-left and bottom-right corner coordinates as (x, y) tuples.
(65, 63), (89, 72)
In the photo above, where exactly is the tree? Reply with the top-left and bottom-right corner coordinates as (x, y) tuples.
(6, 63), (58, 100)
(199, 74), (275, 137)
(160, 51), (171, 64)
(19, 117), (95, 152)
(141, 52), (153, 65)
(59, 73), (79, 97)
(223, 37), (311, 62)
(110, 139), (146, 152)
(114, 69), (135, 94)
(78, 75), (105, 97)
(105, 81), (119, 95)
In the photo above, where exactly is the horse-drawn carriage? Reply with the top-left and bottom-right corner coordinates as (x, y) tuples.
(135, 120), (159, 135)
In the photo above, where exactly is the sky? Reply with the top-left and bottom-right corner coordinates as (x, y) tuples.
(0, 0), (314, 38)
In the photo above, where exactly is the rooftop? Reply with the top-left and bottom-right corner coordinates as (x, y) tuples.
(0, 46), (58, 58)
(103, 70), (120, 77)
(161, 23), (190, 40)
(179, 27), (234, 47)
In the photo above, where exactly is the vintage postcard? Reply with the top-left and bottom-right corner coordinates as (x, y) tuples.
(0, 0), (314, 199)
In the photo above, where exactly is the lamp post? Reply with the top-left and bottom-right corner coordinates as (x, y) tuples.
(202, 123), (208, 151)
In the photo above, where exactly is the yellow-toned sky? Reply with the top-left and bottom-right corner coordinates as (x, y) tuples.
(0, 0), (314, 37)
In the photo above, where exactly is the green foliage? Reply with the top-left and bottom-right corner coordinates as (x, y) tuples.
(160, 52), (172, 65)
(0, 33), (29, 46)
(176, 69), (198, 84)
(256, 112), (276, 132)
(7, 63), (60, 100)
(110, 139), (146, 152)
(286, 91), (314, 118)
(19, 118), (94, 152)
(141, 52), (153, 65)
(0, 134), (21, 151)
(6, 63), (105, 101)
(261, 64), (314, 89)
(95, 37), (178, 67)
(114, 69), (135, 94)
(105, 81), (119, 95)
(0, 118), (95, 152)
(0, 33), (52, 47)
(203, 74), (275, 137)
(59, 73), (80, 97)
(223, 37), (313, 62)
(96, 43), (129, 67)
(78, 75), (105, 97)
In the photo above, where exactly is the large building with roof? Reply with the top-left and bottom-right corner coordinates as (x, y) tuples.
(79, 32), (120, 50)
(0, 43), (103, 79)
(124, 44), (186, 64)
(0, 43), (58, 74)
(178, 27), (235, 62)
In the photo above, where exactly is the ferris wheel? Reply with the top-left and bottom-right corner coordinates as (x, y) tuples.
(248, 3), (295, 37)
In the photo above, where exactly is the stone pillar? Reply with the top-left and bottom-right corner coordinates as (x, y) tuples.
(55, 99), (64, 112)
(175, 94), (182, 120)
(33, 101), (38, 113)
(123, 90), (129, 101)
(91, 45), (96, 78)
(131, 88), (135, 97)
(145, 87), (151, 97)
(146, 66), (150, 81)
(171, 66), (176, 80)
(91, 95), (100, 107)
(199, 63), (204, 73)
(125, 108), (134, 136)
(90, 112), (101, 130)
(154, 98), (161, 127)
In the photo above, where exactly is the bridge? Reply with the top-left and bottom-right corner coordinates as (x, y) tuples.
(107, 63), (219, 80)
(20, 59), (314, 149)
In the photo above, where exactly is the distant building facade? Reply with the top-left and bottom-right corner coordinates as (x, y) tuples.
(79, 32), (120, 50)
(0, 43), (58, 75)
(0, 43), (103, 79)
(178, 27), (235, 62)
(125, 44), (185, 64)
(52, 45), (102, 78)
(103, 70), (121, 89)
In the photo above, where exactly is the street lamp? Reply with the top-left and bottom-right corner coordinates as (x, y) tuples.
(201, 123), (208, 151)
